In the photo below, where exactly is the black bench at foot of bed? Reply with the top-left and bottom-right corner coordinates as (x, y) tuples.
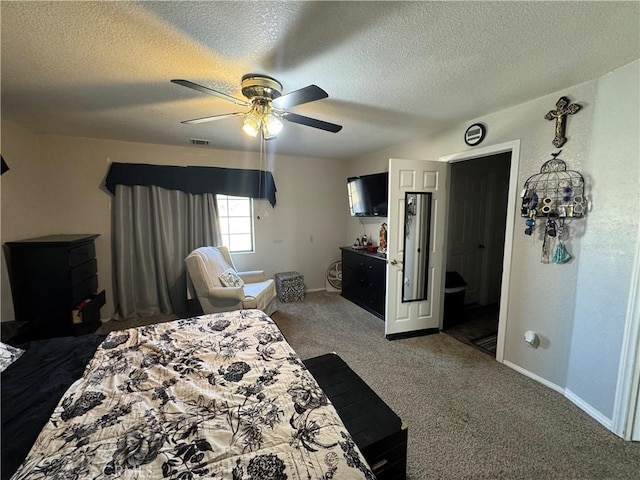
(304, 353), (408, 480)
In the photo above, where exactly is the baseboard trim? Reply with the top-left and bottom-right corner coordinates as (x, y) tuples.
(386, 328), (439, 341)
(504, 360), (614, 432)
(306, 288), (326, 293)
(565, 388), (613, 431)
(503, 360), (565, 395)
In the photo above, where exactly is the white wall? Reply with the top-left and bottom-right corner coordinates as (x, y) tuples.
(567, 61), (640, 418)
(347, 60), (639, 421)
(0, 124), (348, 320)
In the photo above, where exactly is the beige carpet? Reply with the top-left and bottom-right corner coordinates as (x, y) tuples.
(99, 291), (640, 479)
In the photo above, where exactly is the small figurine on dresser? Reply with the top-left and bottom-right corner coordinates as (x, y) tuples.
(378, 223), (387, 253)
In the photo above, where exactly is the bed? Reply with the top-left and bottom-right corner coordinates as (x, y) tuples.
(2, 309), (375, 480)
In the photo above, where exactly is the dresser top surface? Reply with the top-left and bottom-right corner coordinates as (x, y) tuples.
(340, 246), (387, 261)
(6, 234), (99, 246)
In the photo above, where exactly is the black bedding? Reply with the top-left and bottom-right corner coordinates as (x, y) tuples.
(1, 334), (106, 480)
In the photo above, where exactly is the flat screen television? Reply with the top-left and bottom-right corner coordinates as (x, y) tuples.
(347, 172), (389, 217)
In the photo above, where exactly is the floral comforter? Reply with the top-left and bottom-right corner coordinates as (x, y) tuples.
(12, 310), (374, 480)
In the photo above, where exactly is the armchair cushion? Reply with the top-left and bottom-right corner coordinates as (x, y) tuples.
(237, 270), (266, 284)
(219, 268), (244, 288)
(208, 285), (245, 301)
(242, 280), (277, 310)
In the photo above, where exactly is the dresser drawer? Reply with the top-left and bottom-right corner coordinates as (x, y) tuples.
(68, 242), (96, 268)
(71, 275), (98, 306)
(70, 258), (97, 286)
(72, 290), (106, 325)
(82, 290), (105, 321)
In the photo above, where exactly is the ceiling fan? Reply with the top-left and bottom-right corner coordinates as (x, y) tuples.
(171, 74), (342, 139)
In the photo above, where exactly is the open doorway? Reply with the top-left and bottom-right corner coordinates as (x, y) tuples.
(442, 152), (512, 357)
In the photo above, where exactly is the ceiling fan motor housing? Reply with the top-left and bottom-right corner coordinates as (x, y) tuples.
(241, 74), (282, 101)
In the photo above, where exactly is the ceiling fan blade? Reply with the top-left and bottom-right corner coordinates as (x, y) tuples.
(272, 85), (328, 109)
(282, 112), (342, 133)
(171, 79), (249, 107)
(181, 112), (245, 125)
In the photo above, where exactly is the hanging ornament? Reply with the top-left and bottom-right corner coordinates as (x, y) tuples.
(524, 217), (535, 236)
(552, 218), (572, 264)
(552, 241), (572, 264)
(545, 213), (558, 237)
(541, 233), (551, 264)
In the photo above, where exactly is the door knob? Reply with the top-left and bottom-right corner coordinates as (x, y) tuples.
(390, 259), (403, 266)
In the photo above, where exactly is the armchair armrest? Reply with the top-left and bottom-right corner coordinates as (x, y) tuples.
(206, 286), (246, 301)
(238, 270), (266, 283)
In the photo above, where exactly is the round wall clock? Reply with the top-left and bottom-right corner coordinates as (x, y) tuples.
(464, 123), (486, 146)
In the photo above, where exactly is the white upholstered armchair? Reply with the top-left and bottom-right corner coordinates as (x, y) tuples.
(185, 246), (278, 315)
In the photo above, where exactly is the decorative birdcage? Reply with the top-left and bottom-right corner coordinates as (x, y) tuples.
(521, 151), (586, 219)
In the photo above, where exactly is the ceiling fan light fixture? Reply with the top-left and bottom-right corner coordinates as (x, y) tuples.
(262, 128), (277, 141)
(242, 116), (260, 137)
(264, 111), (283, 137)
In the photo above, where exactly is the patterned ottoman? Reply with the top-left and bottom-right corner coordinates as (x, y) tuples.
(275, 271), (305, 302)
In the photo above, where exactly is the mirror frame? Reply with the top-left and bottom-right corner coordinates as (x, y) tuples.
(401, 191), (433, 303)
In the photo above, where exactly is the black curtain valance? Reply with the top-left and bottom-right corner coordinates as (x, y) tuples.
(104, 162), (276, 207)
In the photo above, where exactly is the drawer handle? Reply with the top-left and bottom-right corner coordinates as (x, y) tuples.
(371, 458), (388, 472)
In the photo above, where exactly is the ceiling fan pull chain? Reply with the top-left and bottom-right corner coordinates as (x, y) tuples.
(257, 131), (267, 220)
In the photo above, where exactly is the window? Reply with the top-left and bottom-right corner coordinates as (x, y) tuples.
(216, 194), (254, 253)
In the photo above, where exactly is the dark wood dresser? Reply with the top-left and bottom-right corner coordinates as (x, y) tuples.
(5, 234), (105, 340)
(341, 247), (387, 319)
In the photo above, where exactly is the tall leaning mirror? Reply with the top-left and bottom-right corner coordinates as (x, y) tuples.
(402, 192), (432, 302)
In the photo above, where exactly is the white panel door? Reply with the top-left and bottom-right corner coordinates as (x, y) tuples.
(386, 158), (449, 336)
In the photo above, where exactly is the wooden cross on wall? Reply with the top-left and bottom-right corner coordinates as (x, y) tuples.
(545, 96), (581, 148)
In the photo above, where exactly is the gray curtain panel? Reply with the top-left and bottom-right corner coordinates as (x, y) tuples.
(113, 184), (221, 319)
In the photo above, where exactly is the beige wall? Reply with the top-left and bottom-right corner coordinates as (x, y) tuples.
(347, 60), (639, 422)
(0, 124), (349, 320)
(1, 122), (45, 321)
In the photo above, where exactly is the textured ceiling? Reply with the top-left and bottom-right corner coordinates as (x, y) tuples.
(1, 1), (639, 160)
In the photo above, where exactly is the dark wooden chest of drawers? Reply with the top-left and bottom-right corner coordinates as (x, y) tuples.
(304, 353), (408, 480)
(6, 234), (105, 340)
(341, 247), (387, 319)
